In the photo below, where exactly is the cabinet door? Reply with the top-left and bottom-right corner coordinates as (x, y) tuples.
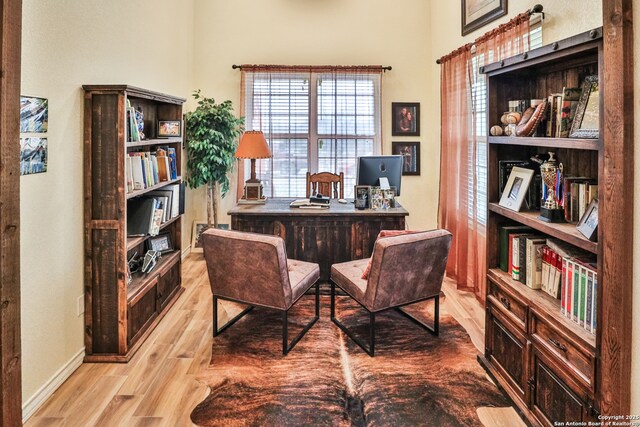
(128, 282), (158, 345)
(530, 347), (589, 426)
(486, 303), (528, 404)
(157, 258), (181, 311)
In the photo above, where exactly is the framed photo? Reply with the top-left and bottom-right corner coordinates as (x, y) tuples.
(569, 75), (599, 139)
(354, 185), (371, 209)
(498, 166), (534, 212)
(577, 199), (598, 241)
(191, 221), (210, 253)
(158, 120), (182, 138)
(369, 187), (384, 210)
(147, 232), (173, 254)
(391, 141), (420, 176)
(20, 96), (49, 133)
(462, 0), (507, 36)
(392, 102), (420, 136)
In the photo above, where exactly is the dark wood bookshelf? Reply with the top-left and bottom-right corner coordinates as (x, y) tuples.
(480, 29), (608, 426)
(126, 176), (182, 200)
(83, 85), (185, 362)
(488, 203), (597, 254)
(488, 136), (599, 151)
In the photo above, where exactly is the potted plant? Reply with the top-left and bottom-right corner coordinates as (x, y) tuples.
(185, 90), (244, 228)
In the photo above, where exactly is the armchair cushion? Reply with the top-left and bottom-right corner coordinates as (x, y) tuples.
(288, 259), (320, 303)
(331, 259), (369, 302)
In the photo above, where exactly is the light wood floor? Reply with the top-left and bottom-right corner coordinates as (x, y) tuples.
(26, 254), (524, 427)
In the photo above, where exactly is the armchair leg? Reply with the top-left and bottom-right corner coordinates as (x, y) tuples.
(395, 294), (440, 336)
(331, 283), (376, 357)
(212, 295), (254, 337)
(282, 282), (320, 355)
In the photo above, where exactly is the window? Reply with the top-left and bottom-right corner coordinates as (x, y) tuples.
(470, 18), (543, 225)
(242, 70), (381, 198)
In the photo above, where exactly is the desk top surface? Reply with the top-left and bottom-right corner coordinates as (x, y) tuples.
(228, 198), (409, 217)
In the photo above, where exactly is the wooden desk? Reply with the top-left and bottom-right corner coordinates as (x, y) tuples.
(229, 199), (409, 280)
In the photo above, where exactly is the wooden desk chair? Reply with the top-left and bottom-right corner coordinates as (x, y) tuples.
(306, 171), (344, 199)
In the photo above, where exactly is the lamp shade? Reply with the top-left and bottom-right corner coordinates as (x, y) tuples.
(235, 130), (272, 159)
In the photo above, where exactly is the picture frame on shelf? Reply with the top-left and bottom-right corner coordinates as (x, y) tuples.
(158, 120), (182, 138)
(147, 232), (173, 254)
(498, 166), (534, 212)
(391, 102), (420, 136)
(569, 75), (599, 139)
(461, 0), (507, 36)
(391, 141), (420, 176)
(577, 198), (598, 242)
(191, 220), (209, 253)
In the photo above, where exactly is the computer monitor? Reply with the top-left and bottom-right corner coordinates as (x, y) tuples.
(356, 155), (403, 196)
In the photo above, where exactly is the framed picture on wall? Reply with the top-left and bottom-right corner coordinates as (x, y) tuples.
(462, 0), (508, 36)
(191, 221), (210, 253)
(391, 102), (420, 136)
(391, 141), (420, 176)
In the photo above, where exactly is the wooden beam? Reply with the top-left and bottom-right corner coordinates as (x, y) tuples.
(599, 0), (633, 416)
(0, 0), (22, 424)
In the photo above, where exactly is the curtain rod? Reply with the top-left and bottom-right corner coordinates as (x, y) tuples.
(232, 64), (392, 72)
(436, 4), (544, 65)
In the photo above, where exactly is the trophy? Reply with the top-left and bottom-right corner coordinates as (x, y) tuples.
(539, 152), (565, 222)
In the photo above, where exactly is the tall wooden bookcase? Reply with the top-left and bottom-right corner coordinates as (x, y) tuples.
(479, 29), (613, 426)
(83, 85), (186, 362)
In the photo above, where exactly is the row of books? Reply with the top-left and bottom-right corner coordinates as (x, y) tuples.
(126, 147), (178, 194)
(127, 183), (184, 237)
(561, 258), (597, 335)
(545, 87), (581, 138)
(563, 177), (598, 223)
(499, 225), (597, 334)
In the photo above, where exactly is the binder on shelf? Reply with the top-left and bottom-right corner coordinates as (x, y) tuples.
(127, 198), (156, 236)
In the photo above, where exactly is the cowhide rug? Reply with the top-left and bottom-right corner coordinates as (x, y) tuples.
(191, 295), (510, 427)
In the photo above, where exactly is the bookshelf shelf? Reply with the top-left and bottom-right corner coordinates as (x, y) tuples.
(126, 176), (182, 200)
(488, 203), (597, 254)
(127, 250), (181, 303)
(488, 136), (599, 151)
(83, 85), (185, 363)
(487, 269), (596, 349)
(127, 138), (182, 148)
(126, 214), (183, 251)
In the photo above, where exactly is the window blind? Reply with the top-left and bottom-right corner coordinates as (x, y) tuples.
(242, 69), (382, 198)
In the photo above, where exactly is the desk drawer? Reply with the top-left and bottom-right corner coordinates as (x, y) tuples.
(488, 280), (527, 331)
(530, 311), (595, 392)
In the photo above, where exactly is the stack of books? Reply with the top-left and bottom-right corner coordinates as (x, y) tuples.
(126, 147), (178, 193)
(563, 177), (598, 223)
(561, 257), (597, 335)
(545, 87), (581, 138)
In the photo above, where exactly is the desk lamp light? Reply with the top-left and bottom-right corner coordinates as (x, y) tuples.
(235, 130), (272, 204)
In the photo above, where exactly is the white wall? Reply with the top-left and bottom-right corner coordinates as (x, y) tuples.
(190, 0), (437, 231)
(20, 0), (195, 406)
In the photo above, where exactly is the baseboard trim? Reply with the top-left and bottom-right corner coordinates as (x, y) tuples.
(182, 245), (191, 259)
(22, 347), (85, 423)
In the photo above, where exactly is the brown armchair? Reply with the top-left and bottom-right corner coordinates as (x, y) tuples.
(330, 229), (452, 356)
(202, 228), (320, 354)
(306, 171), (344, 199)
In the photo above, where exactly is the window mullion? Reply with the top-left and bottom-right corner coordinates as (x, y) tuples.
(309, 73), (318, 174)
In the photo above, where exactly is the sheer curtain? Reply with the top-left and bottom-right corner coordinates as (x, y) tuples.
(438, 13), (532, 300)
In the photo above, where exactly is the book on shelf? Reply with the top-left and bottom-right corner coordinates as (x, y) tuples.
(525, 237), (546, 289)
(561, 257), (597, 334)
(518, 234), (538, 285)
(126, 149), (178, 194)
(499, 225), (531, 272)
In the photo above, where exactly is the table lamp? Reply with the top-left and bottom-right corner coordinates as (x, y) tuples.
(235, 130), (272, 203)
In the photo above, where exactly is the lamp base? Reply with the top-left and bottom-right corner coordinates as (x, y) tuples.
(238, 197), (268, 205)
(241, 181), (266, 203)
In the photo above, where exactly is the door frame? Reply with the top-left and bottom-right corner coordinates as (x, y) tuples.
(0, 0), (22, 425)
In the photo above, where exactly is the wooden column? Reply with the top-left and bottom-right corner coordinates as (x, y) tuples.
(0, 0), (22, 424)
(600, 0), (633, 416)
